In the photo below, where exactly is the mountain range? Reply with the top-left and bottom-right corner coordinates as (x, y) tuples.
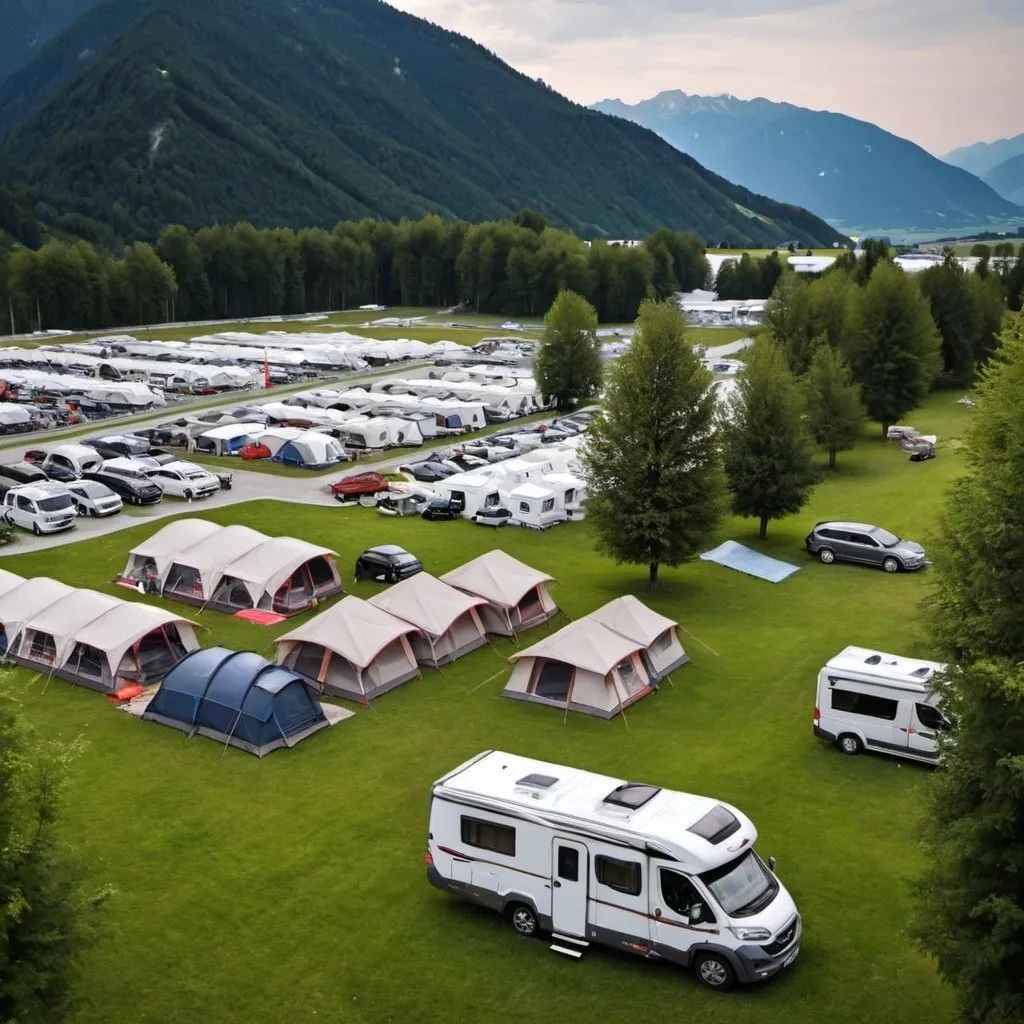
(0, 0), (845, 250)
(592, 91), (1023, 236)
(944, 133), (1024, 207)
(0, 0), (104, 83)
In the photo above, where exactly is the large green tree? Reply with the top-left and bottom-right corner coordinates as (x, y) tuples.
(912, 313), (1024, 1023)
(535, 290), (602, 410)
(804, 341), (864, 468)
(0, 694), (108, 1023)
(846, 261), (941, 434)
(583, 299), (724, 586)
(722, 336), (817, 538)
(918, 252), (979, 384)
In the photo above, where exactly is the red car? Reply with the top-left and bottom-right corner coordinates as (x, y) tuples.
(330, 471), (390, 500)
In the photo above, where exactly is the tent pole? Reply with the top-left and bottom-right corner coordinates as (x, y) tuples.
(221, 709), (243, 758)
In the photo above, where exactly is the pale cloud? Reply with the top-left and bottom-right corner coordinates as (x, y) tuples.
(388, 0), (1024, 153)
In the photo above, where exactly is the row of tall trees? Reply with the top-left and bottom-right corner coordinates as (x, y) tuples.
(0, 212), (711, 335)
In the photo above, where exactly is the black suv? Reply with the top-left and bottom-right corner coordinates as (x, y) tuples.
(0, 462), (48, 486)
(354, 545), (423, 584)
(83, 469), (163, 506)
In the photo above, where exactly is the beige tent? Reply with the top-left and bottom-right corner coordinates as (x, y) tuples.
(211, 536), (341, 614)
(0, 569), (26, 599)
(369, 573), (488, 667)
(502, 617), (652, 718)
(0, 577), (77, 658)
(119, 518), (224, 585)
(11, 589), (124, 672)
(440, 550), (557, 636)
(161, 524), (268, 605)
(587, 595), (689, 682)
(275, 595), (421, 702)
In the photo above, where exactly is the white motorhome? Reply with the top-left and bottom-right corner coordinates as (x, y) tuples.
(813, 646), (949, 764)
(41, 443), (104, 479)
(427, 751), (800, 991)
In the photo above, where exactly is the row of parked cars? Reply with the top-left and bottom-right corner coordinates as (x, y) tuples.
(0, 433), (231, 535)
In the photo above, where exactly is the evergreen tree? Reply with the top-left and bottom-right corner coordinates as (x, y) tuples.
(846, 261), (941, 434)
(912, 313), (1024, 1022)
(918, 252), (979, 384)
(583, 299), (724, 586)
(0, 694), (109, 1023)
(722, 336), (817, 538)
(763, 272), (815, 372)
(803, 340), (864, 468)
(535, 290), (601, 410)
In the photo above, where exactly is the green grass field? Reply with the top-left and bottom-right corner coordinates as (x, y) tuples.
(0, 392), (967, 1024)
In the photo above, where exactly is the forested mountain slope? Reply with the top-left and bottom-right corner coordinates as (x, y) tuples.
(0, 0), (846, 248)
(0, 0), (105, 85)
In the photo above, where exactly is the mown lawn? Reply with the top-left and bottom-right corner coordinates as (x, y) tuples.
(0, 391), (968, 1024)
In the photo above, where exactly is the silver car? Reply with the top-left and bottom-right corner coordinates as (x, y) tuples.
(66, 479), (124, 518)
(804, 521), (926, 573)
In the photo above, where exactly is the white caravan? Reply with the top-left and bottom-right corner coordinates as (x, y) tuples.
(508, 482), (566, 530)
(427, 751), (801, 991)
(813, 645), (949, 764)
(435, 472), (504, 519)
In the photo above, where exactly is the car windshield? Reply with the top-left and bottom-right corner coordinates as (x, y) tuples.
(699, 851), (778, 918)
(37, 495), (74, 512)
(79, 482), (109, 497)
(871, 528), (900, 547)
(393, 553), (419, 566)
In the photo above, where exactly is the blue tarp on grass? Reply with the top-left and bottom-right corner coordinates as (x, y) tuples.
(699, 541), (800, 583)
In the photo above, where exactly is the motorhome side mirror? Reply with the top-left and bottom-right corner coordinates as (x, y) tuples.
(688, 903), (705, 924)
(768, 857), (777, 873)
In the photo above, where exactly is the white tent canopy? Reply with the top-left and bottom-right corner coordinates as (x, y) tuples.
(587, 595), (689, 682)
(369, 573), (487, 667)
(275, 595), (421, 702)
(0, 577), (76, 647)
(502, 617), (652, 718)
(0, 569), (26, 599)
(217, 536), (339, 610)
(440, 550), (557, 636)
(121, 518), (224, 581)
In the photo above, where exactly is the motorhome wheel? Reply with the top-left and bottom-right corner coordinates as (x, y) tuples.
(838, 734), (863, 755)
(694, 952), (736, 991)
(509, 904), (539, 937)
(818, 548), (835, 564)
(882, 557), (900, 573)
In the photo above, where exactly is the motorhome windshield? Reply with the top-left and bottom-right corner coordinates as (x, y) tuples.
(700, 851), (778, 918)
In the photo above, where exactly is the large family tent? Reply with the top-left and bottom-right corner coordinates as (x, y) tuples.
(587, 596), (689, 683)
(275, 595), (421, 702)
(0, 569), (25, 599)
(440, 550), (558, 636)
(0, 579), (199, 691)
(121, 520), (342, 615)
(368, 573), (488, 667)
(142, 647), (330, 757)
(502, 618), (652, 718)
(272, 430), (347, 469)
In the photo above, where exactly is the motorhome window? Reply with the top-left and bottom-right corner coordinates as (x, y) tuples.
(516, 773), (558, 789)
(602, 783), (661, 810)
(700, 851), (777, 918)
(460, 817), (515, 856)
(660, 870), (707, 918)
(542, 498), (555, 512)
(519, 502), (530, 513)
(915, 703), (950, 731)
(830, 688), (899, 721)
(484, 493), (500, 508)
(557, 847), (579, 882)
(596, 856), (642, 895)
(687, 804), (741, 845)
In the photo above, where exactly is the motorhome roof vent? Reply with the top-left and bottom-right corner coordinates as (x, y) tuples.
(687, 804), (742, 845)
(602, 783), (661, 810)
(516, 773), (558, 789)
(911, 667), (932, 678)
(864, 654), (882, 665)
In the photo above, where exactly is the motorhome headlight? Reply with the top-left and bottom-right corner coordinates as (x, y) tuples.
(729, 926), (772, 943)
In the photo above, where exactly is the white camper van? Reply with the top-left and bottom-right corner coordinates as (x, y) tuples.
(813, 646), (950, 764)
(427, 751), (800, 991)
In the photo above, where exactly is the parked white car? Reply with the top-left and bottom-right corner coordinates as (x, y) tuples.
(2, 482), (78, 534)
(66, 479), (124, 518)
(145, 460), (221, 500)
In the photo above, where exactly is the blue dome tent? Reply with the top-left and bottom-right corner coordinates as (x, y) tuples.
(142, 647), (329, 757)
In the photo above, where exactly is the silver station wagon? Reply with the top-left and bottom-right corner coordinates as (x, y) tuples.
(804, 521), (927, 573)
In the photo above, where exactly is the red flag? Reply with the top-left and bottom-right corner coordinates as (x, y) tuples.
(263, 349), (271, 389)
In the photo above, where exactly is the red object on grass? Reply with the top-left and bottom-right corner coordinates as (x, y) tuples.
(234, 609), (288, 626)
(329, 471), (389, 497)
(107, 683), (144, 703)
(240, 443), (272, 461)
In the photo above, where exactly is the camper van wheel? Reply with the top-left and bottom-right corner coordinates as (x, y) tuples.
(694, 952), (736, 991)
(882, 557), (900, 573)
(818, 548), (835, 564)
(508, 903), (539, 937)
(838, 733), (863, 756)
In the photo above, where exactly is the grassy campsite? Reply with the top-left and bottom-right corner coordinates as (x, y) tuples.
(1, 389), (967, 1024)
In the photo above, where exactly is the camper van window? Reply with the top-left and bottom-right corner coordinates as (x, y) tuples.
(602, 783), (661, 809)
(519, 502), (530, 513)
(542, 498), (555, 512)
(687, 804), (742, 845)
(660, 870), (707, 919)
(595, 856), (642, 896)
(460, 817), (515, 856)
(830, 688), (899, 721)
(915, 703), (950, 731)
(557, 847), (579, 882)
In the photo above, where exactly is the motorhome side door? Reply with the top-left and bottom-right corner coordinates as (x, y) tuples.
(904, 702), (944, 761)
(650, 866), (720, 964)
(550, 839), (588, 938)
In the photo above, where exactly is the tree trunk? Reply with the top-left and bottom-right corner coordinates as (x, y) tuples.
(881, 420), (890, 438)
(828, 446), (837, 469)
(759, 515), (769, 539)
(648, 562), (659, 587)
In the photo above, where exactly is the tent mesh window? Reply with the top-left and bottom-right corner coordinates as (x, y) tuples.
(515, 588), (543, 623)
(211, 577), (254, 611)
(531, 660), (572, 701)
(25, 631), (57, 665)
(165, 564), (204, 600)
(291, 643), (328, 684)
(65, 643), (107, 684)
(131, 626), (188, 681)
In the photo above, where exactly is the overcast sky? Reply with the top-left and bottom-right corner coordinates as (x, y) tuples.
(388, 0), (1023, 154)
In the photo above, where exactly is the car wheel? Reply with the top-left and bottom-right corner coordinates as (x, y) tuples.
(882, 557), (900, 573)
(508, 903), (539, 938)
(354, 562), (363, 580)
(694, 952), (736, 991)
(88, 507), (97, 517)
(32, 522), (40, 536)
(183, 488), (194, 502)
(818, 547), (836, 564)
(838, 733), (863, 756)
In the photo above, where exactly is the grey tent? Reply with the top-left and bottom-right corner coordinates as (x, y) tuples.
(587, 595), (689, 683)
(275, 595), (421, 702)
